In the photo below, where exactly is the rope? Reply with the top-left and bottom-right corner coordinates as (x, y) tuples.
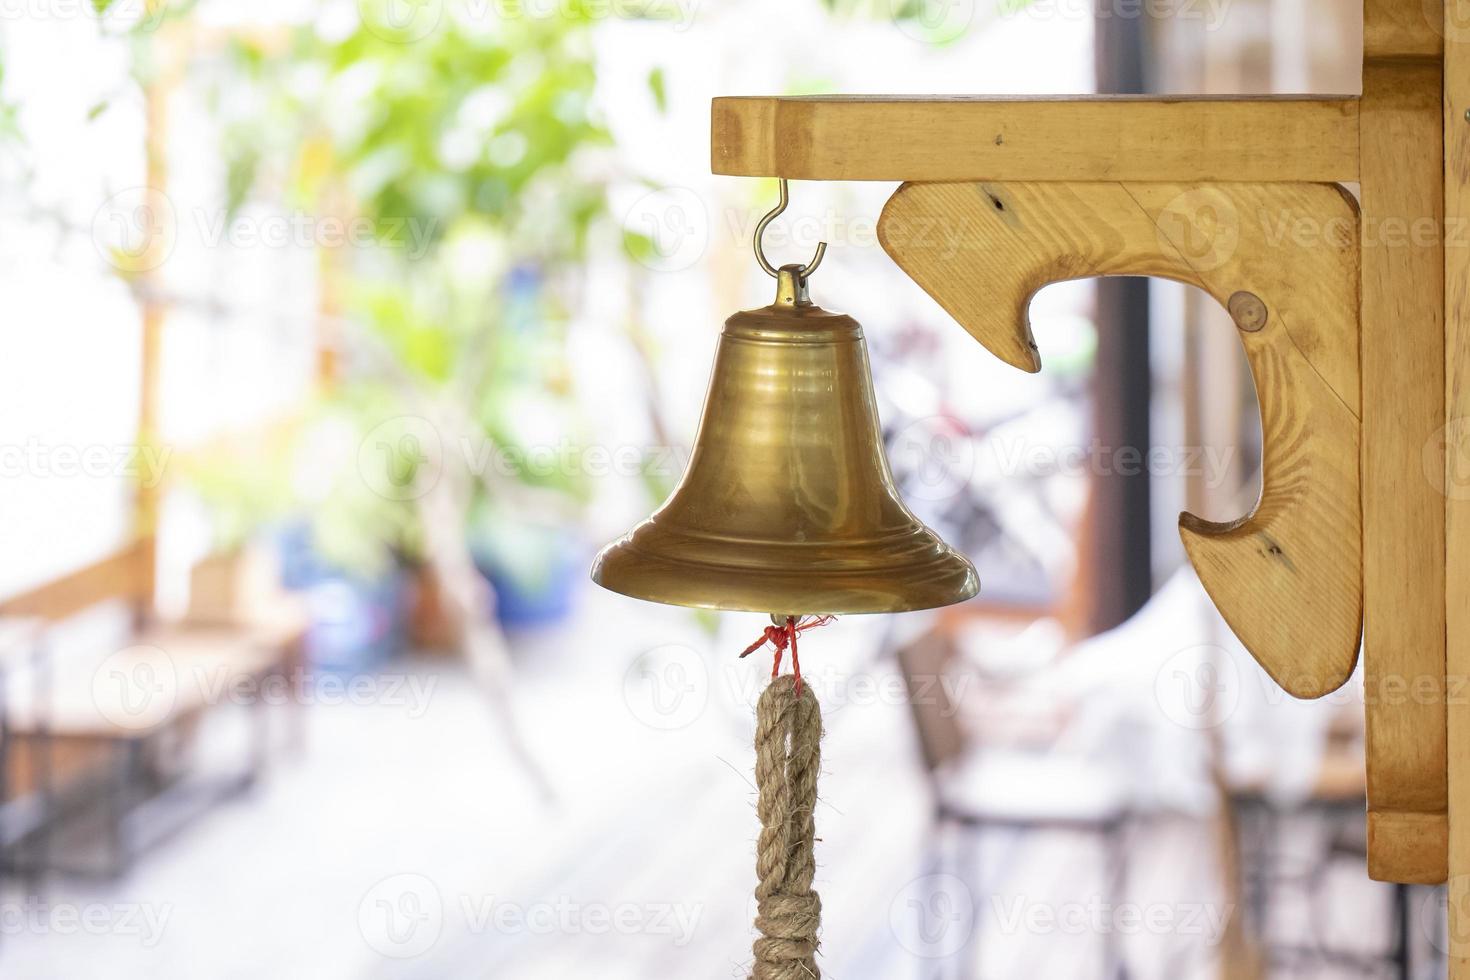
(749, 673), (824, 980)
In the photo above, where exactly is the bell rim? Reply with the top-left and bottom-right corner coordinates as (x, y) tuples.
(590, 536), (979, 616)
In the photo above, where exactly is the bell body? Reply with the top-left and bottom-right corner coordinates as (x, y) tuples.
(592, 272), (978, 616)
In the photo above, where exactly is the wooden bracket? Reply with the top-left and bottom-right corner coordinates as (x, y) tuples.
(878, 180), (1362, 700)
(709, 0), (1461, 911)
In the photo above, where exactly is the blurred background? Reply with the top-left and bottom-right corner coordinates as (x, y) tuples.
(0, 1), (1429, 978)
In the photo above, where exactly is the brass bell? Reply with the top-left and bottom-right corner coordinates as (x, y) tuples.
(592, 256), (978, 616)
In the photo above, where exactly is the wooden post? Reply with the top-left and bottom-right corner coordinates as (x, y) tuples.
(1360, 5), (1449, 886)
(133, 15), (180, 617)
(1444, 2), (1470, 970)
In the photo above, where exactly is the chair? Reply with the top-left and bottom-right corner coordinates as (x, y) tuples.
(896, 628), (1132, 980)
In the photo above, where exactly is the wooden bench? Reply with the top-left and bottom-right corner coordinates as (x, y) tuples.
(0, 540), (305, 877)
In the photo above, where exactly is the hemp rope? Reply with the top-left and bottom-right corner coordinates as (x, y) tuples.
(749, 673), (824, 980)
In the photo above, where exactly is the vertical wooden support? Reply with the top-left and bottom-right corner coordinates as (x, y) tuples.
(134, 15), (178, 616)
(1446, 9), (1470, 971)
(1361, 10), (1448, 883)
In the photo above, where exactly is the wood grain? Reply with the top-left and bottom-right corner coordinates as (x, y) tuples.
(1360, 57), (1448, 884)
(878, 180), (1361, 701)
(1363, 0), (1443, 59)
(711, 96), (1360, 183)
(1444, 1), (1470, 965)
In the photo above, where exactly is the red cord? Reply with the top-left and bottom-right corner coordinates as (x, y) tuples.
(739, 615), (834, 694)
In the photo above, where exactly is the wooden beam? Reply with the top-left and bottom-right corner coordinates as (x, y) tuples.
(712, 96), (1361, 183)
(1360, 54), (1448, 882)
(1444, 2), (1470, 969)
(0, 541), (153, 622)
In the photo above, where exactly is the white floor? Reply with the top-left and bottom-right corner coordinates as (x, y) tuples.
(0, 588), (1421, 979)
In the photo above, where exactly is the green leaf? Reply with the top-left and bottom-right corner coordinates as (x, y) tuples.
(647, 67), (667, 114)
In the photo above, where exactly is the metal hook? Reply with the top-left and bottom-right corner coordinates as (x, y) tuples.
(753, 178), (827, 281)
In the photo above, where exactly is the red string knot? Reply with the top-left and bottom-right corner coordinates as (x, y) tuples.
(739, 615), (835, 695)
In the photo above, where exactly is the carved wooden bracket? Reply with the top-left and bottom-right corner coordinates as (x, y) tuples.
(709, 8), (1451, 887)
(878, 180), (1363, 700)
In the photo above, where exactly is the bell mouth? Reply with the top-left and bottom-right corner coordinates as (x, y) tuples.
(590, 524), (978, 616)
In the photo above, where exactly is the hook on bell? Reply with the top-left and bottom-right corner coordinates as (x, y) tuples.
(753, 179), (827, 283)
